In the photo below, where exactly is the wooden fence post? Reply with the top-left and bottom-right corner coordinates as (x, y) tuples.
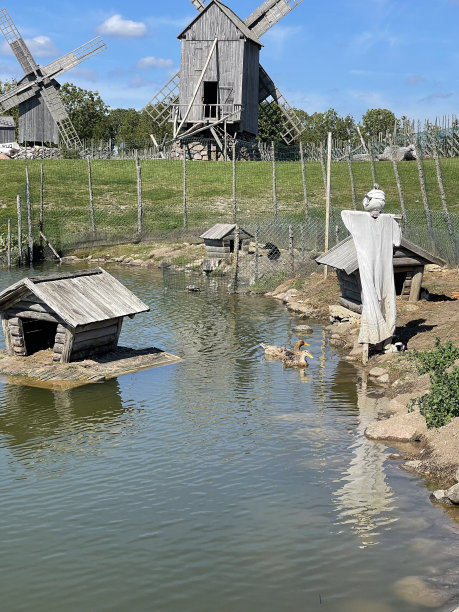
(391, 154), (407, 230)
(39, 163), (44, 245)
(7, 218), (11, 267)
(324, 132), (332, 278)
(87, 157), (96, 233)
(368, 141), (376, 185)
(16, 195), (23, 265)
(300, 142), (309, 220)
(346, 143), (357, 210)
(414, 139), (436, 253)
(232, 141), (237, 223)
(289, 224), (294, 275)
(183, 150), (188, 229)
(230, 225), (240, 293)
(254, 224), (259, 283)
(135, 151), (143, 237)
(26, 166), (33, 263)
(272, 141), (278, 219)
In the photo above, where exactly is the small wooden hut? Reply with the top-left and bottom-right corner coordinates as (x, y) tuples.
(200, 223), (253, 259)
(0, 116), (15, 144)
(316, 236), (445, 313)
(0, 268), (149, 363)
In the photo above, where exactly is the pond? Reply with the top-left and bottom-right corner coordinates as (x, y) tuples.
(0, 263), (458, 612)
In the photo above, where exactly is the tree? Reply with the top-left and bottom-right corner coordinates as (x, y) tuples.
(295, 108), (356, 146)
(59, 83), (110, 142)
(361, 108), (399, 140)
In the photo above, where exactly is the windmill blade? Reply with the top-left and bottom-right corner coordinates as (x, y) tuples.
(41, 37), (107, 79)
(0, 81), (38, 112)
(189, 0), (207, 11)
(258, 65), (304, 144)
(0, 8), (39, 75)
(142, 72), (180, 128)
(245, 0), (304, 38)
(39, 82), (81, 148)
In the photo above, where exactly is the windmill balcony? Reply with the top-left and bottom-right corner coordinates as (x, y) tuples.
(171, 103), (243, 125)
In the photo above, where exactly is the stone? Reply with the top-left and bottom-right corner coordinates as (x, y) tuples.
(445, 483), (459, 504)
(282, 289), (298, 303)
(430, 489), (452, 505)
(455, 467), (459, 483)
(369, 367), (387, 377)
(329, 304), (361, 324)
(377, 373), (390, 383)
(365, 412), (427, 442)
(293, 324), (313, 335)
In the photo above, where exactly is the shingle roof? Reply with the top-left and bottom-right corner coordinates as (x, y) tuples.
(0, 268), (149, 329)
(200, 223), (253, 240)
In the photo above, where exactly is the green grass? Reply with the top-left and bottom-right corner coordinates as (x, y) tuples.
(0, 157), (458, 251)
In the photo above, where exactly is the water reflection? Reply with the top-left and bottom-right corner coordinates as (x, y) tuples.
(0, 378), (128, 467)
(333, 380), (397, 547)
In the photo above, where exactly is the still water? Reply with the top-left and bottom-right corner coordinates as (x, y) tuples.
(0, 263), (458, 612)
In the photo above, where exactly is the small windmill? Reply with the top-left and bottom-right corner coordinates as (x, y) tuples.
(0, 8), (106, 148)
(143, 0), (304, 148)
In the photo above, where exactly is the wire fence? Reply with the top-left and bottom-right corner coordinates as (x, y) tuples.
(1, 135), (458, 284)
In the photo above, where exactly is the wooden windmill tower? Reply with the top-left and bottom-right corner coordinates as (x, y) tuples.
(143, 0), (304, 148)
(0, 8), (106, 148)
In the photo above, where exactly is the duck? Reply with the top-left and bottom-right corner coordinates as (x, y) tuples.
(261, 339), (312, 363)
(281, 339), (313, 368)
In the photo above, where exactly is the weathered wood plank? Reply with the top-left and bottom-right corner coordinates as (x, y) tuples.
(409, 266), (424, 302)
(73, 323), (119, 344)
(76, 318), (121, 333)
(72, 334), (117, 352)
(2, 319), (13, 355)
(6, 309), (60, 323)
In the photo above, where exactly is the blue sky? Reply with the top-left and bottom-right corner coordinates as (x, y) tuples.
(1, 0), (458, 122)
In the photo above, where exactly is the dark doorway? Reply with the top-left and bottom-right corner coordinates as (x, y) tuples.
(203, 82), (218, 119)
(22, 320), (58, 355)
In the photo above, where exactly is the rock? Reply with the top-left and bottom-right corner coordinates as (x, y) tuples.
(456, 467), (459, 483)
(388, 453), (404, 460)
(377, 373), (390, 383)
(0, 152), (11, 159)
(378, 144), (417, 162)
(365, 412), (427, 442)
(369, 367), (387, 377)
(445, 483), (459, 504)
(282, 289), (298, 303)
(185, 285), (201, 292)
(293, 324), (313, 335)
(430, 489), (452, 505)
(403, 460), (422, 470)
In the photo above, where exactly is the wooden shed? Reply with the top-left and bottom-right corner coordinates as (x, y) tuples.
(316, 236), (445, 313)
(200, 223), (253, 259)
(0, 268), (149, 363)
(0, 116), (15, 144)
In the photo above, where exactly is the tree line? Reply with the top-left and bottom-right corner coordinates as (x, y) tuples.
(1, 78), (400, 148)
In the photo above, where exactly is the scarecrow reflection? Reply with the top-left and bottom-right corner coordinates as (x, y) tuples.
(333, 380), (397, 547)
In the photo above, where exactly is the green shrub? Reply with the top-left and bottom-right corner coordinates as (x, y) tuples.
(409, 338), (459, 428)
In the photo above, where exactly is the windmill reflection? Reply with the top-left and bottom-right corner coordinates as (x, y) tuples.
(333, 381), (397, 547)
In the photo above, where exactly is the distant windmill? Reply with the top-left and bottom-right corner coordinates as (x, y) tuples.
(143, 0), (304, 148)
(0, 8), (106, 148)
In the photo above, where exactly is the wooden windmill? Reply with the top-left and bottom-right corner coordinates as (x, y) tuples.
(143, 0), (305, 148)
(0, 8), (106, 148)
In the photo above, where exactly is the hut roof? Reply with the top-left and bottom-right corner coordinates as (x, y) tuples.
(0, 268), (149, 329)
(200, 223), (253, 241)
(178, 0), (262, 47)
(316, 235), (445, 274)
(0, 116), (15, 128)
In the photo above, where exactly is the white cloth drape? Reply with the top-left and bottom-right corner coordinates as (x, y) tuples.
(341, 211), (401, 345)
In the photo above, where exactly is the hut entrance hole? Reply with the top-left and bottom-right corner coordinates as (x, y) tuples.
(394, 272), (407, 296)
(203, 81), (218, 118)
(22, 320), (58, 355)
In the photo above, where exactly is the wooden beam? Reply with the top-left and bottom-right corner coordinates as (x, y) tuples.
(409, 266), (424, 302)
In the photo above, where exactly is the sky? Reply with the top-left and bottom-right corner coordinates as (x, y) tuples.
(1, 0), (458, 123)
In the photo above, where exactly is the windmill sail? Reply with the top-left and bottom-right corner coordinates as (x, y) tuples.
(42, 38), (107, 79)
(39, 83), (81, 149)
(258, 65), (303, 144)
(0, 8), (38, 75)
(245, 0), (304, 38)
(0, 81), (37, 112)
(189, 0), (207, 11)
(142, 73), (180, 129)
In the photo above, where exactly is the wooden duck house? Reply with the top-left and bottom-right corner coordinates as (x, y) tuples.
(0, 268), (149, 363)
(316, 236), (445, 313)
(200, 223), (253, 259)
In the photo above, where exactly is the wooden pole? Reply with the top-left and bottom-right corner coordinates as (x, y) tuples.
(414, 139), (436, 253)
(16, 195), (23, 265)
(272, 141), (278, 219)
(346, 143), (357, 210)
(324, 132), (332, 278)
(319, 143), (327, 191)
(254, 224), (259, 283)
(289, 224), (294, 275)
(87, 157), (96, 233)
(300, 142), (309, 220)
(183, 150), (188, 229)
(230, 225), (240, 293)
(39, 163), (44, 244)
(232, 141), (237, 223)
(7, 218), (11, 268)
(390, 142), (407, 229)
(39, 230), (62, 263)
(26, 166), (33, 264)
(136, 152), (143, 237)
(368, 141), (376, 185)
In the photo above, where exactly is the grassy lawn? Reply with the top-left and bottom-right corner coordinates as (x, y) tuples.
(0, 157), (457, 251)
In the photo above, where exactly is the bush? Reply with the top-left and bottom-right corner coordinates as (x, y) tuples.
(409, 338), (459, 428)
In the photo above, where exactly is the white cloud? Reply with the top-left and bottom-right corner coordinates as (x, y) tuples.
(96, 14), (147, 39)
(0, 36), (58, 59)
(136, 56), (174, 70)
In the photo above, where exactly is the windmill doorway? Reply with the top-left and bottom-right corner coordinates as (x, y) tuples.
(203, 82), (218, 119)
(22, 319), (58, 355)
